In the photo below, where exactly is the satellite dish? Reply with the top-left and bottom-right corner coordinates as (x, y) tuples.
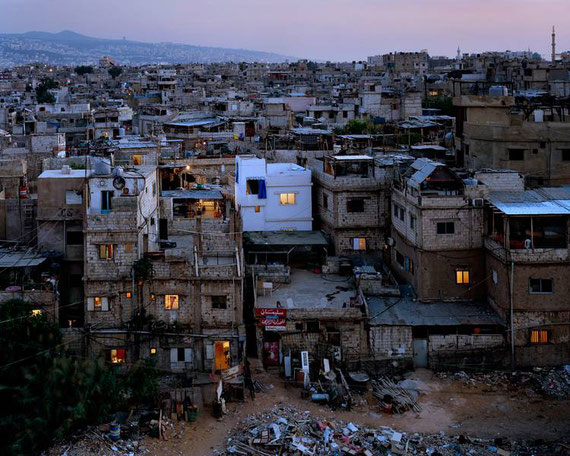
(113, 177), (126, 190)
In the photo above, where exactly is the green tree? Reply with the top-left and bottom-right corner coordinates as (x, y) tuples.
(422, 96), (455, 116)
(35, 78), (58, 103)
(108, 66), (123, 79)
(75, 65), (94, 76)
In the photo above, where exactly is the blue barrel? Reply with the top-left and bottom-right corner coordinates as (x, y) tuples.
(109, 423), (120, 441)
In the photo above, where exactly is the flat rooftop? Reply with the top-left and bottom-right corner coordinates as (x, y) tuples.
(256, 268), (356, 310)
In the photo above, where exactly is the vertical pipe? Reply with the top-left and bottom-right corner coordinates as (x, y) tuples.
(510, 260), (515, 369)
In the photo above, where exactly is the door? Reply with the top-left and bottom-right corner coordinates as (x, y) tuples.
(214, 341), (230, 371)
(413, 339), (428, 368)
(101, 190), (114, 214)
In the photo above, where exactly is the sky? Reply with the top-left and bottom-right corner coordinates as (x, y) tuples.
(0, 0), (569, 61)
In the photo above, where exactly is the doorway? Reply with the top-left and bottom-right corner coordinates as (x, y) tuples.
(214, 341), (230, 371)
(413, 339), (428, 368)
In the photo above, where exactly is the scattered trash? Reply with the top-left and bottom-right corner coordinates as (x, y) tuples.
(371, 377), (422, 413)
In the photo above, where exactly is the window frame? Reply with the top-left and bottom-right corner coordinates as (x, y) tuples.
(455, 268), (470, 285)
(436, 221), (455, 235)
(528, 278), (553, 294)
(347, 198), (364, 213)
(279, 193), (296, 205)
(530, 329), (549, 345)
(98, 243), (115, 260)
(211, 295), (228, 309)
(164, 294), (180, 310)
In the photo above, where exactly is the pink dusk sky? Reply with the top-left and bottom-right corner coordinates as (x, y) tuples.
(0, 0), (568, 61)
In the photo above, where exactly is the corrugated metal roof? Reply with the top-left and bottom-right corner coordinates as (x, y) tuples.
(407, 158), (444, 188)
(244, 230), (328, 246)
(367, 296), (504, 327)
(488, 187), (570, 215)
(0, 252), (47, 268)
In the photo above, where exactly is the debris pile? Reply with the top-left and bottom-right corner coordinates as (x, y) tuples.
(436, 365), (570, 399)
(371, 377), (422, 413)
(218, 405), (568, 456)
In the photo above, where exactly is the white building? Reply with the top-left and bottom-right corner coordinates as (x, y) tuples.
(235, 155), (312, 232)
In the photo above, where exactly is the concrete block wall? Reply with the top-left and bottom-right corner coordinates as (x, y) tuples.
(369, 326), (412, 358)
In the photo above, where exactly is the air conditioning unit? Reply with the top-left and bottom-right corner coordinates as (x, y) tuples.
(471, 198), (484, 207)
(524, 239), (532, 249)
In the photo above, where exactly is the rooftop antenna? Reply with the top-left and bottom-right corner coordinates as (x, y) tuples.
(551, 26), (556, 63)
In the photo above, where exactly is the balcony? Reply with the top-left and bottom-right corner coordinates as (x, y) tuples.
(484, 237), (569, 263)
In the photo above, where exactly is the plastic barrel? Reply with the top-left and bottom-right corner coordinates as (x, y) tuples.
(109, 423), (120, 441)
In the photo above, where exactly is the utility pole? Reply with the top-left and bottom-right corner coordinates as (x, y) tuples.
(551, 26), (556, 63)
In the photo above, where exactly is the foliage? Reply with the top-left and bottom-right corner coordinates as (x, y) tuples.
(75, 65), (94, 76)
(422, 96), (455, 116)
(125, 357), (160, 404)
(0, 299), (124, 456)
(398, 132), (421, 145)
(133, 257), (154, 282)
(108, 66), (123, 79)
(35, 78), (58, 103)
(337, 119), (383, 135)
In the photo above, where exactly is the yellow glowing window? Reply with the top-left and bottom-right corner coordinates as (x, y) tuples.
(150, 347), (157, 355)
(110, 348), (126, 363)
(255, 206), (261, 213)
(31, 309), (42, 316)
(99, 244), (114, 259)
(456, 269), (470, 284)
(280, 193), (296, 205)
(125, 292), (132, 299)
(150, 293), (156, 301)
(530, 330), (548, 344)
(94, 296), (103, 309)
(164, 294), (179, 310)
(133, 154), (142, 165)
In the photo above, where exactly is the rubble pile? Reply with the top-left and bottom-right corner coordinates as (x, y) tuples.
(218, 405), (568, 456)
(436, 366), (570, 399)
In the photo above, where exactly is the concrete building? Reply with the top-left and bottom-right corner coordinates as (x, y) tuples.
(235, 155), (312, 232)
(454, 95), (570, 186)
(484, 186), (570, 367)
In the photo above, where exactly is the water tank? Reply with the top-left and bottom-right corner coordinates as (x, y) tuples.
(92, 157), (111, 175)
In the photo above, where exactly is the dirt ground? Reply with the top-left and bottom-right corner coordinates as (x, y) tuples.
(143, 367), (570, 456)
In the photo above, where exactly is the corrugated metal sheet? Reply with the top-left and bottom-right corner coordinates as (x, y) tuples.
(0, 252), (47, 268)
(162, 189), (223, 200)
(488, 187), (570, 215)
(407, 158), (444, 188)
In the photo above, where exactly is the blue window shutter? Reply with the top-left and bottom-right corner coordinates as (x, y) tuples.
(258, 179), (267, 199)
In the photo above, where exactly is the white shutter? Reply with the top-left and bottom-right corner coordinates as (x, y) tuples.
(101, 297), (109, 311)
(170, 348), (178, 363)
(184, 348), (193, 363)
(353, 238), (359, 250)
(87, 297), (94, 311)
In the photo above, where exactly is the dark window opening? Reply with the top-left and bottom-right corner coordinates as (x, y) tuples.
(437, 221), (455, 234)
(508, 149), (525, 161)
(529, 278), (553, 294)
(306, 321), (320, 332)
(66, 231), (83, 245)
(212, 295), (227, 309)
(347, 199), (364, 213)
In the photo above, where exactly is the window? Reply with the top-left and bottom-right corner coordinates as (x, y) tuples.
(164, 294), (179, 309)
(393, 204), (399, 217)
(437, 222), (455, 234)
(399, 207), (405, 222)
(246, 179), (260, 195)
(396, 251), (405, 268)
(125, 292), (132, 299)
(255, 206), (261, 213)
(353, 237), (366, 251)
(456, 269), (470, 284)
(98, 244), (114, 259)
(88, 296), (109, 311)
(492, 269), (498, 285)
(530, 329), (549, 344)
(279, 193), (296, 205)
(323, 194), (328, 209)
(529, 278), (553, 294)
(150, 347), (157, 355)
(306, 321), (320, 332)
(410, 215), (416, 230)
(561, 149), (570, 161)
(212, 295), (227, 309)
(508, 149), (525, 161)
(31, 309), (42, 316)
(110, 349), (126, 364)
(65, 190), (82, 205)
(66, 231), (83, 245)
(346, 199), (364, 213)
(101, 190), (114, 214)
(405, 256), (414, 274)
(125, 243), (132, 253)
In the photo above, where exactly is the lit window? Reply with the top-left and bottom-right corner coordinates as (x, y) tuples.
(31, 309), (42, 316)
(125, 292), (132, 299)
(110, 349), (126, 363)
(530, 329), (548, 344)
(150, 347), (157, 355)
(279, 193), (296, 205)
(94, 296), (102, 309)
(150, 293), (156, 301)
(98, 244), (114, 259)
(353, 237), (366, 250)
(164, 294), (179, 310)
(456, 269), (470, 284)
(255, 206), (261, 213)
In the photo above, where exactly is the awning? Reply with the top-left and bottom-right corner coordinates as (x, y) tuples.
(0, 252), (47, 268)
(244, 230), (329, 247)
(162, 189), (223, 200)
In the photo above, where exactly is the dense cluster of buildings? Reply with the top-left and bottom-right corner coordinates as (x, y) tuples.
(0, 43), (568, 380)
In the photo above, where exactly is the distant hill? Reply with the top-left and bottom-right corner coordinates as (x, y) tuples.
(0, 30), (294, 66)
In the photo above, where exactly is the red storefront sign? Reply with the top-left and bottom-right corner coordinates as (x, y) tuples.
(255, 308), (287, 318)
(258, 318), (286, 327)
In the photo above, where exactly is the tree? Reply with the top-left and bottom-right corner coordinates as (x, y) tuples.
(35, 78), (58, 103)
(75, 65), (94, 76)
(108, 66), (123, 79)
(422, 95), (455, 117)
